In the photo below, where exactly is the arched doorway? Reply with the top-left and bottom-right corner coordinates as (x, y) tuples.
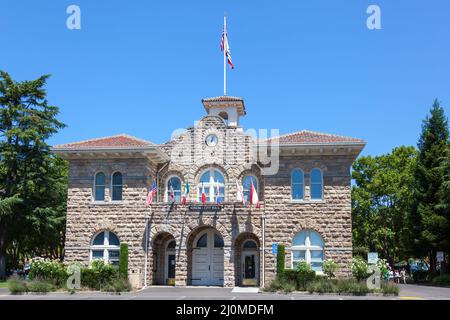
(234, 233), (260, 287)
(191, 228), (224, 286)
(152, 232), (176, 285)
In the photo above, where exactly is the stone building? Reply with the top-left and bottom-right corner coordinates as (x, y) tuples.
(52, 96), (366, 288)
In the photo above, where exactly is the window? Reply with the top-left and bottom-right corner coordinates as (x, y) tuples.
(242, 175), (258, 203)
(111, 172), (123, 201)
(243, 240), (257, 249)
(291, 169), (304, 200)
(167, 240), (176, 249)
(197, 169), (225, 202)
(166, 176), (182, 202)
(214, 233), (224, 248)
(94, 172), (105, 201)
(196, 234), (207, 248)
(310, 168), (323, 200)
(90, 231), (120, 266)
(291, 230), (324, 272)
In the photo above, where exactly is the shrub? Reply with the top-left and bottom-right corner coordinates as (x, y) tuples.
(263, 278), (284, 292)
(335, 278), (370, 296)
(81, 260), (118, 290)
(119, 243), (129, 279)
(7, 278), (28, 295)
(295, 262), (316, 290)
(351, 257), (370, 281)
(282, 282), (296, 293)
(101, 277), (132, 293)
(306, 278), (336, 294)
(323, 259), (339, 278)
(276, 245), (286, 276)
(431, 274), (450, 286)
(27, 280), (54, 294)
(379, 282), (399, 295)
(411, 270), (429, 283)
(29, 258), (68, 287)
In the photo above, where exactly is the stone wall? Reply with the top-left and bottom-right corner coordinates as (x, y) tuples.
(63, 116), (356, 288)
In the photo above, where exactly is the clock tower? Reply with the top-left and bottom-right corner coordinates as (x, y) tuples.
(202, 96), (246, 127)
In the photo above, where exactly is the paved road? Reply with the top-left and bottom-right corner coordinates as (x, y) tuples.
(0, 284), (449, 300)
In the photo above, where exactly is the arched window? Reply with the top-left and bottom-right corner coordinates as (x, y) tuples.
(111, 172), (123, 201)
(310, 168), (323, 200)
(242, 175), (258, 203)
(166, 176), (182, 202)
(243, 240), (257, 249)
(291, 169), (304, 200)
(167, 240), (176, 249)
(291, 230), (324, 272)
(219, 112), (229, 125)
(197, 169), (225, 203)
(196, 233), (208, 248)
(214, 233), (224, 248)
(90, 231), (120, 265)
(94, 172), (105, 201)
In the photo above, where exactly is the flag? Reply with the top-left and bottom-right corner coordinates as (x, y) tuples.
(201, 183), (207, 204)
(221, 20), (234, 69)
(169, 184), (175, 203)
(182, 181), (189, 205)
(215, 180), (222, 204)
(250, 180), (260, 208)
(236, 181), (245, 205)
(145, 181), (157, 206)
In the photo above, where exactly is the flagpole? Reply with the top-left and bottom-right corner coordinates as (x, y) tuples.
(223, 15), (227, 96)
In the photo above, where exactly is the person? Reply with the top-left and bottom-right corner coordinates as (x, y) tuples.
(389, 268), (394, 282)
(24, 260), (31, 278)
(400, 268), (406, 284)
(394, 269), (400, 283)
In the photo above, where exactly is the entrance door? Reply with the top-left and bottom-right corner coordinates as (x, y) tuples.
(192, 229), (224, 286)
(241, 240), (259, 286)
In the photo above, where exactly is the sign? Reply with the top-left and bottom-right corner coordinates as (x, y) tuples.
(437, 251), (444, 263)
(188, 205), (222, 212)
(368, 252), (378, 264)
(272, 243), (278, 255)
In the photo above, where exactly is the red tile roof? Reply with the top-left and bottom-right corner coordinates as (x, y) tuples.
(53, 134), (154, 149)
(264, 130), (365, 145)
(202, 96), (243, 102)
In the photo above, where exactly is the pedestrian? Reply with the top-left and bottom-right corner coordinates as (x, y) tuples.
(394, 269), (400, 283)
(400, 268), (406, 284)
(389, 268), (394, 282)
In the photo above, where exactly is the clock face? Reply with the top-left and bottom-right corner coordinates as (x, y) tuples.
(205, 134), (218, 147)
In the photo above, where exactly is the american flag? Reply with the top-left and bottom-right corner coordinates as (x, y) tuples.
(145, 181), (157, 206)
(221, 26), (234, 69)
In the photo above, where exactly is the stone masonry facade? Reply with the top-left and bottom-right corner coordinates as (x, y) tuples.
(54, 96), (365, 289)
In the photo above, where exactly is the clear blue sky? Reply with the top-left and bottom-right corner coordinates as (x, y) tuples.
(1, 0), (449, 156)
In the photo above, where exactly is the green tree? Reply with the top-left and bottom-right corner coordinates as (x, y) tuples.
(0, 71), (66, 279)
(410, 99), (449, 272)
(352, 146), (417, 265)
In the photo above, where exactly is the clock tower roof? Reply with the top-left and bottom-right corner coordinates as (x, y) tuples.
(201, 96), (246, 116)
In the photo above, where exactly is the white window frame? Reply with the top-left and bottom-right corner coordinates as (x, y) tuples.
(291, 169), (305, 201)
(90, 230), (120, 265)
(110, 171), (123, 202)
(291, 230), (324, 274)
(93, 171), (106, 202)
(242, 175), (258, 203)
(197, 168), (225, 203)
(310, 168), (324, 201)
(165, 175), (182, 203)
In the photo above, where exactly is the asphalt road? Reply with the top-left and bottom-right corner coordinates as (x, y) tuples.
(0, 284), (449, 300)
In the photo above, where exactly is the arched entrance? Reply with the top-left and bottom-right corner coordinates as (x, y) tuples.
(234, 233), (260, 286)
(152, 232), (176, 285)
(190, 228), (224, 286)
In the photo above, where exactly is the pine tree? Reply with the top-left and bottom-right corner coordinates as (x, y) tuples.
(0, 71), (66, 279)
(410, 99), (449, 272)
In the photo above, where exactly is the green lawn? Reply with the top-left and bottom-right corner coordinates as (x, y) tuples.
(0, 281), (8, 288)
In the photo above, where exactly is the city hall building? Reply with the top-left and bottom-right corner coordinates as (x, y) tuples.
(53, 96), (366, 288)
